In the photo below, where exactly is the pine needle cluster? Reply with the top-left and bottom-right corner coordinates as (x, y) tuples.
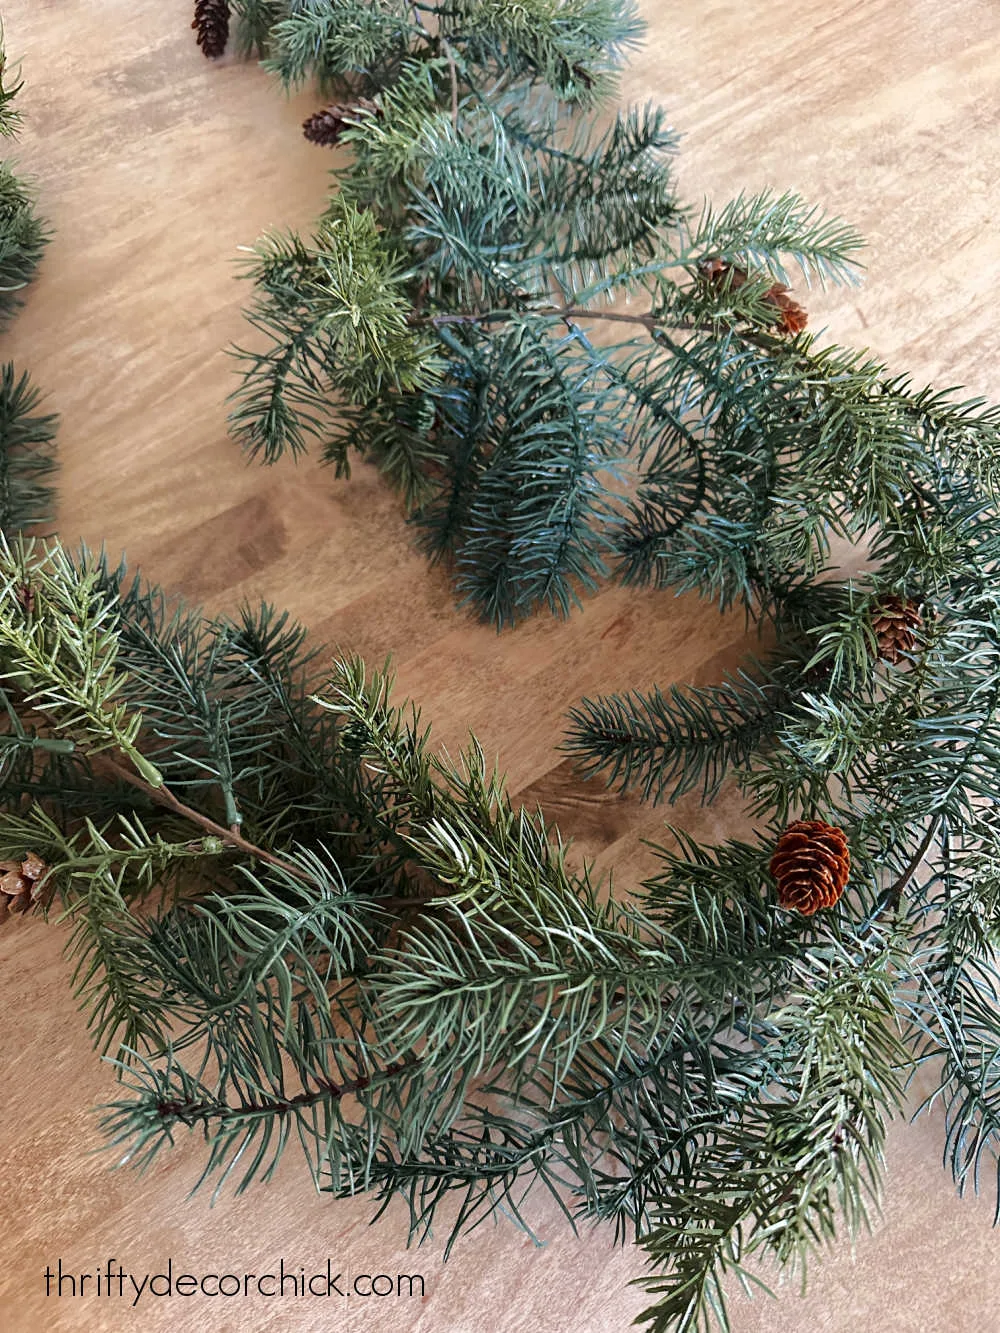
(0, 27), (56, 535)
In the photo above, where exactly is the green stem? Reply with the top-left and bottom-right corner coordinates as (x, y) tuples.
(157, 1056), (418, 1126)
(0, 732), (75, 754)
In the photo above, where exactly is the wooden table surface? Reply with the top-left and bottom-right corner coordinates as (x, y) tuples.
(1, 2), (999, 1329)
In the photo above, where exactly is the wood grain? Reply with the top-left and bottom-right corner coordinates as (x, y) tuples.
(1, 2), (999, 1329)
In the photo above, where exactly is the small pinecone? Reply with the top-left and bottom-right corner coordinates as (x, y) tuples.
(871, 595), (922, 665)
(700, 258), (748, 290)
(192, 0), (231, 60)
(762, 282), (808, 335)
(700, 261), (807, 333)
(303, 99), (377, 147)
(769, 820), (850, 916)
(0, 852), (49, 920)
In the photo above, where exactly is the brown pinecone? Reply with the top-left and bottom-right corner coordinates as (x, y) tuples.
(762, 282), (808, 335)
(871, 595), (922, 665)
(192, 0), (230, 60)
(700, 258), (749, 290)
(769, 820), (850, 916)
(700, 261), (807, 333)
(302, 99), (378, 146)
(0, 852), (49, 920)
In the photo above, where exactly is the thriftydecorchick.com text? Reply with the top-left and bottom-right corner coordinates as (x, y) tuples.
(43, 1258), (426, 1307)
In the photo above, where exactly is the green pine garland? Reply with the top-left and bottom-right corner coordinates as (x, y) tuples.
(218, 0), (890, 630)
(0, 8), (998, 1333)
(0, 27), (56, 536)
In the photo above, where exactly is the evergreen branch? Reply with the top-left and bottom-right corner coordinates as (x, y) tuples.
(0, 27), (25, 137)
(264, 0), (419, 92)
(633, 936), (907, 1332)
(0, 540), (161, 783)
(443, 0), (645, 103)
(0, 159), (48, 324)
(682, 189), (866, 288)
(0, 363), (58, 533)
(230, 0), (285, 58)
(564, 667), (797, 805)
(907, 959), (1000, 1222)
(229, 204), (441, 463)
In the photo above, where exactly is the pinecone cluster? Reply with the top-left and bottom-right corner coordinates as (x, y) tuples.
(0, 852), (49, 920)
(192, 0), (231, 60)
(302, 100), (378, 146)
(769, 820), (850, 916)
(700, 259), (808, 335)
(870, 595), (922, 665)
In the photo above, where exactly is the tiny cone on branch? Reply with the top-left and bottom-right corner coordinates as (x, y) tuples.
(769, 820), (850, 916)
(699, 258), (748, 290)
(871, 595), (923, 664)
(762, 282), (808, 335)
(192, 0), (231, 60)
(303, 100), (378, 147)
(700, 259), (808, 333)
(0, 851), (49, 919)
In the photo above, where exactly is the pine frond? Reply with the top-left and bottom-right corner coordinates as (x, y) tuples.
(264, 0), (415, 92)
(564, 667), (797, 805)
(0, 363), (57, 532)
(444, 0), (645, 104)
(684, 188), (865, 288)
(0, 159), (48, 323)
(228, 203), (441, 463)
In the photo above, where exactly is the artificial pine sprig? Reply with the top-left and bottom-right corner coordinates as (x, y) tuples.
(208, 0), (999, 639)
(0, 27), (56, 535)
(0, 156), (47, 325)
(0, 364), (57, 532)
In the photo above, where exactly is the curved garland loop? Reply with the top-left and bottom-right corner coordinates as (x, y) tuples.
(0, 8), (998, 1333)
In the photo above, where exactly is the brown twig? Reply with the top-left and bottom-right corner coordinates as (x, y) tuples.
(157, 1055), (419, 1124)
(422, 304), (658, 331)
(101, 756), (313, 882)
(885, 814), (942, 911)
(442, 37), (460, 126)
(418, 305), (787, 358)
(99, 755), (442, 913)
(859, 814), (942, 940)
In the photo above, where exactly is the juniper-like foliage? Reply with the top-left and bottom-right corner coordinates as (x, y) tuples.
(0, 29), (56, 533)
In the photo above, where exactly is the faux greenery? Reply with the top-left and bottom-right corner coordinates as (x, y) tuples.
(0, 536), (921, 1333)
(0, 28), (56, 534)
(1, 6), (999, 1333)
(221, 0), (879, 629)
